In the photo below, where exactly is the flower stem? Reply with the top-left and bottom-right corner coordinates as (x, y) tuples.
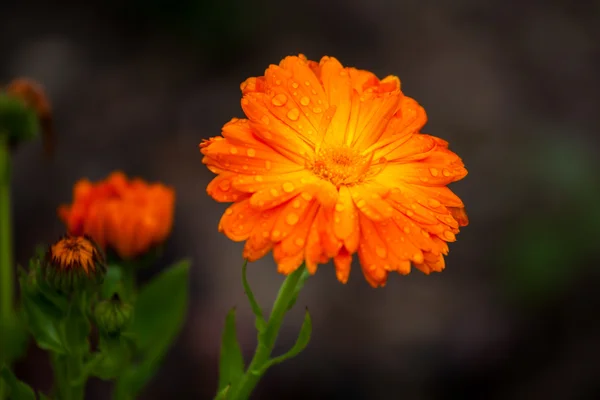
(0, 135), (13, 400)
(228, 264), (307, 400)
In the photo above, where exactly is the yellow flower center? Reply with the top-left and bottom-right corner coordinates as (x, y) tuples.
(310, 145), (372, 187)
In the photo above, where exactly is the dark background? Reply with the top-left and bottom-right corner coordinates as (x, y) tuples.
(3, 0), (600, 399)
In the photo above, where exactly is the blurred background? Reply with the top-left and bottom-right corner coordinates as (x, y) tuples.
(2, 0), (600, 398)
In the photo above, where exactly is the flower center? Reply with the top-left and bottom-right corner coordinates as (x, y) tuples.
(310, 145), (372, 187)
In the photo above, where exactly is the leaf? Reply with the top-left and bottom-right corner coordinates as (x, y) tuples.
(0, 314), (28, 364)
(257, 309), (312, 375)
(214, 384), (231, 400)
(20, 293), (66, 354)
(0, 366), (36, 400)
(38, 392), (52, 400)
(114, 259), (190, 399)
(217, 308), (245, 393)
(242, 261), (266, 333)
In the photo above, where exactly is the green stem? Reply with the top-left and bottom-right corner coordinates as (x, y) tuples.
(0, 135), (13, 400)
(228, 264), (307, 400)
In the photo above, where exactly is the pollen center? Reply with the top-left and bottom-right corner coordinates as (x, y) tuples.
(311, 145), (371, 187)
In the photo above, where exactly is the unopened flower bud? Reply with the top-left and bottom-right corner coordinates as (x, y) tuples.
(42, 235), (106, 293)
(94, 294), (133, 335)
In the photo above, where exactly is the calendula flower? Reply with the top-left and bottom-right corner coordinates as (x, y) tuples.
(58, 171), (175, 260)
(200, 55), (468, 287)
(42, 235), (106, 292)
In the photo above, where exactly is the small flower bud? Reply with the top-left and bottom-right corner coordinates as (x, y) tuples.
(94, 294), (133, 336)
(41, 235), (107, 293)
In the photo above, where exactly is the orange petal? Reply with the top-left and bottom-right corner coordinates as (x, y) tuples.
(219, 199), (260, 241)
(333, 186), (359, 252)
(333, 248), (353, 284)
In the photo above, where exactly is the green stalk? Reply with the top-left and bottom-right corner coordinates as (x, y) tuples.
(228, 265), (307, 400)
(0, 135), (13, 400)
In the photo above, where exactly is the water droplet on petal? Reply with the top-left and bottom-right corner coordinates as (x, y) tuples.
(272, 93), (288, 106)
(262, 231), (269, 238)
(242, 165), (249, 170)
(356, 199), (366, 208)
(429, 167), (439, 177)
(304, 80), (310, 86)
(295, 237), (305, 246)
(291, 82), (299, 89)
(225, 208), (233, 215)
(286, 213), (299, 225)
(270, 188), (279, 197)
(282, 182), (295, 193)
(335, 203), (345, 212)
(275, 79), (282, 85)
(219, 180), (231, 191)
(413, 252), (424, 264)
(312, 107), (322, 113)
(442, 169), (451, 177)
(419, 176), (429, 182)
(287, 108), (300, 121)
(265, 160), (272, 170)
(406, 210), (414, 217)
(260, 115), (270, 125)
(301, 192), (313, 201)
(428, 199), (441, 208)
(230, 146), (238, 154)
(272, 230), (281, 238)
(247, 148), (256, 157)
(403, 226), (410, 233)
(300, 96), (310, 106)
(376, 246), (387, 258)
(255, 175), (263, 182)
(292, 199), (301, 208)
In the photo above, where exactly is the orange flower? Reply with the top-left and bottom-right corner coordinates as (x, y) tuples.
(200, 55), (468, 287)
(58, 171), (175, 260)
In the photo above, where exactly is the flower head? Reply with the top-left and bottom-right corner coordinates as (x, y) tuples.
(94, 293), (133, 336)
(58, 171), (175, 260)
(43, 235), (106, 292)
(200, 55), (468, 287)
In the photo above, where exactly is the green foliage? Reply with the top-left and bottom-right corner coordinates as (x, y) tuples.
(113, 259), (190, 399)
(218, 308), (245, 392)
(0, 366), (35, 400)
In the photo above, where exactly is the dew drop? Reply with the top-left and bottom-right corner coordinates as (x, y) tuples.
(247, 148), (256, 157)
(429, 167), (439, 177)
(230, 146), (238, 154)
(304, 80), (310, 86)
(300, 96), (310, 106)
(428, 199), (441, 208)
(254, 175), (263, 182)
(271, 93), (288, 106)
(419, 176), (429, 182)
(275, 79), (282, 85)
(413, 252), (424, 264)
(242, 165), (249, 170)
(225, 208), (233, 215)
(335, 203), (345, 212)
(356, 199), (366, 208)
(403, 226), (410, 234)
(368, 264), (377, 271)
(442, 169), (451, 177)
(265, 160), (272, 170)
(311, 89), (317, 95)
(312, 107), (322, 113)
(295, 237), (305, 246)
(272, 230), (281, 238)
(287, 108), (300, 121)
(301, 192), (313, 201)
(218, 180), (231, 191)
(262, 231), (270, 238)
(375, 246), (387, 258)
(406, 210), (414, 217)
(292, 199), (301, 209)
(270, 188), (279, 197)
(291, 82), (299, 89)
(282, 182), (295, 193)
(286, 213), (299, 225)
(260, 115), (270, 125)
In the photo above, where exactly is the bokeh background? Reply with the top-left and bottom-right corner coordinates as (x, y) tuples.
(2, 0), (600, 399)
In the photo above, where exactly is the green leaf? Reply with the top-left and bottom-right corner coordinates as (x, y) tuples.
(20, 292), (66, 354)
(0, 314), (28, 364)
(38, 392), (52, 400)
(285, 265), (310, 311)
(114, 259), (190, 399)
(217, 308), (245, 393)
(257, 308), (312, 375)
(214, 384), (231, 400)
(0, 366), (36, 400)
(242, 261), (266, 333)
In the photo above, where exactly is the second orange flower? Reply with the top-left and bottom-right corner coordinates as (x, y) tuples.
(201, 55), (468, 287)
(59, 171), (175, 260)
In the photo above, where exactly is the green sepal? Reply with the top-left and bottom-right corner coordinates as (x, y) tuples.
(242, 261), (267, 333)
(255, 308), (312, 375)
(0, 365), (36, 400)
(214, 384), (231, 400)
(217, 308), (245, 393)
